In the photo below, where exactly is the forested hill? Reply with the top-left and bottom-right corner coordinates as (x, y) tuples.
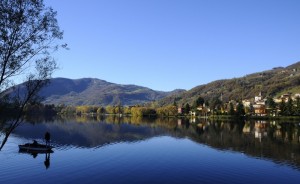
(157, 61), (300, 106)
(37, 78), (185, 106)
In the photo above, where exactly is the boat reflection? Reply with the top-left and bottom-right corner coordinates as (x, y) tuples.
(19, 150), (53, 169)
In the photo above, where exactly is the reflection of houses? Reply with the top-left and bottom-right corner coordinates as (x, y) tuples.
(177, 119), (182, 126)
(190, 117), (196, 123)
(242, 122), (251, 134)
(243, 121), (300, 144)
(197, 121), (209, 131)
(273, 123), (300, 143)
(254, 121), (268, 142)
(274, 129), (282, 139)
(189, 111), (196, 116)
(178, 107), (184, 114)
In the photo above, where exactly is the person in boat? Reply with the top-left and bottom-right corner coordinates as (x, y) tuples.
(33, 140), (38, 145)
(45, 132), (50, 146)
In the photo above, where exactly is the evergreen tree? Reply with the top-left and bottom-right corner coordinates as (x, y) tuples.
(266, 97), (277, 109)
(266, 97), (277, 116)
(285, 97), (294, 116)
(249, 104), (254, 115)
(173, 100), (177, 107)
(193, 96), (204, 109)
(236, 103), (245, 116)
(295, 97), (300, 116)
(229, 102), (235, 116)
(279, 99), (286, 116)
(97, 107), (105, 114)
(210, 97), (222, 112)
(184, 103), (191, 114)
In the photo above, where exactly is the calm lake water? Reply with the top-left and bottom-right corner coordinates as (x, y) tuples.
(1, 116), (300, 184)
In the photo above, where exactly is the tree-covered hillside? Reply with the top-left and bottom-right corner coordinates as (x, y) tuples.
(37, 78), (185, 106)
(157, 61), (300, 106)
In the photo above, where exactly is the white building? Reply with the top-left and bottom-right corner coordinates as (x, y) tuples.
(255, 92), (263, 103)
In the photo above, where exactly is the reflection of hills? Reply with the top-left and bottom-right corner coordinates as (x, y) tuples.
(51, 122), (167, 147)
(12, 119), (167, 148)
(5, 117), (300, 169)
(176, 121), (300, 170)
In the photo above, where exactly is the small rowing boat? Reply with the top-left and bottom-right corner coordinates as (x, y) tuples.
(19, 140), (53, 153)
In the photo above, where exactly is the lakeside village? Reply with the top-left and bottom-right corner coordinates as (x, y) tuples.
(179, 92), (300, 118)
(184, 92), (300, 117)
(14, 91), (300, 120)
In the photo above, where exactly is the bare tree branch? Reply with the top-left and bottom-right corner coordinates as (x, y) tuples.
(0, 0), (64, 151)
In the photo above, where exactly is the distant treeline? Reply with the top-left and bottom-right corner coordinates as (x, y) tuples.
(59, 105), (178, 117)
(1, 95), (300, 118)
(0, 102), (177, 118)
(57, 95), (300, 118)
(0, 103), (58, 117)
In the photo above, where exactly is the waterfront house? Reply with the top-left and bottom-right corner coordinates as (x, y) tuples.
(253, 92), (267, 116)
(253, 104), (266, 116)
(242, 100), (251, 108)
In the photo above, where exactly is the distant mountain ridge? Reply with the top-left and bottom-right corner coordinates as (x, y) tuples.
(11, 62), (300, 107)
(38, 78), (185, 106)
(157, 61), (300, 106)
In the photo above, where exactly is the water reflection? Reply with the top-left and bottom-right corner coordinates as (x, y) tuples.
(44, 153), (51, 169)
(190, 119), (300, 169)
(18, 150), (52, 170)
(1, 115), (300, 169)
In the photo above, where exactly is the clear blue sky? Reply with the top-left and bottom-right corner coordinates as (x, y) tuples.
(45, 0), (300, 91)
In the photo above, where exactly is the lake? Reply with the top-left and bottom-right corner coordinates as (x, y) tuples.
(1, 116), (300, 184)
